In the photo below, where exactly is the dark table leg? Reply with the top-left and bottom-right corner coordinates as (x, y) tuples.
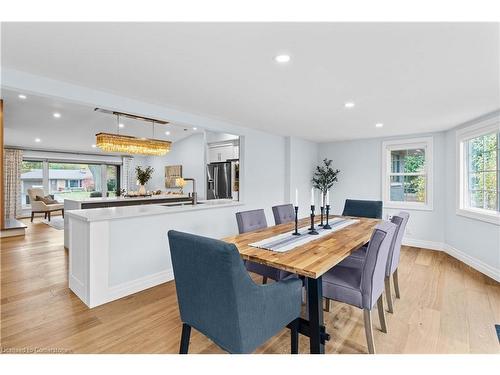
(307, 276), (325, 354)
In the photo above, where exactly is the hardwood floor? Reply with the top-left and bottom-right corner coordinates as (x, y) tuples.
(1, 219), (499, 354)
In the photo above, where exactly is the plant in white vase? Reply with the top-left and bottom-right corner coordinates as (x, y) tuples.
(136, 166), (154, 195)
(312, 159), (340, 207)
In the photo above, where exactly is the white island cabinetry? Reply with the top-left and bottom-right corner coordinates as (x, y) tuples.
(67, 200), (243, 308)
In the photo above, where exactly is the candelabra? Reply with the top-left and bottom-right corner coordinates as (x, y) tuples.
(292, 206), (301, 235)
(323, 205), (332, 229)
(309, 205), (319, 235)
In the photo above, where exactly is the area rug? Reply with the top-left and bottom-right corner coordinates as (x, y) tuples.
(43, 216), (64, 230)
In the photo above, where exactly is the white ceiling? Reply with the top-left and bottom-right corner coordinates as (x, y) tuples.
(1, 22), (499, 142)
(2, 89), (200, 152)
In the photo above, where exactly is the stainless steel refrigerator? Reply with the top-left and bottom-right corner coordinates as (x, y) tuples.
(206, 162), (232, 200)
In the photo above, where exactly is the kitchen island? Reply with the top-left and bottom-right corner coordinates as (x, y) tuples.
(66, 199), (243, 308)
(63, 194), (192, 248)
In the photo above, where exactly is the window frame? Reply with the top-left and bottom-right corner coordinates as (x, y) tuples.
(20, 157), (122, 209)
(456, 118), (500, 225)
(382, 136), (434, 211)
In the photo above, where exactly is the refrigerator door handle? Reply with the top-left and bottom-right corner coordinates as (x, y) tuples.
(214, 165), (219, 199)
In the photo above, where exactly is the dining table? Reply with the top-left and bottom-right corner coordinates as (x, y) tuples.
(223, 215), (381, 354)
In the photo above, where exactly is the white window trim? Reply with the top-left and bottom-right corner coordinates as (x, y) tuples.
(456, 117), (500, 226)
(382, 136), (434, 211)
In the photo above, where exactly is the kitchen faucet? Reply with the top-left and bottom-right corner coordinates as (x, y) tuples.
(183, 178), (197, 205)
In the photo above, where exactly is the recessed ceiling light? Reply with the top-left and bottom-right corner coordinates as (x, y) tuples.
(165, 131), (170, 135)
(53, 112), (61, 118)
(119, 123), (124, 128)
(375, 123), (384, 128)
(91, 144), (97, 148)
(275, 54), (291, 63)
(193, 127), (198, 131)
(18, 94), (27, 100)
(35, 138), (41, 143)
(344, 102), (355, 109)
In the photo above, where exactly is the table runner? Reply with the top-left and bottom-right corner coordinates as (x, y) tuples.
(249, 217), (359, 253)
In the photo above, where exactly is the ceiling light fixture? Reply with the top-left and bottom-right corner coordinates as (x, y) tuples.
(193, 127), (197, 131)
(165, 131), (170, 135)
(344, 102), (355, 109)
(275, 54), (291, 63)
(18, 94), (27, 100)
(119, 123), (124, 128)
(35, 138), (41, 142)
(53, 112), (61, 118)
(375, 123), (384, 128)
(91, 144), (97, 148)
(96, 113), (171, 156)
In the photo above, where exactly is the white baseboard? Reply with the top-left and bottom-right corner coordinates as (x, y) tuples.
(402, 237), (445, 251)
(97, 269), (175, 308)
(403, 237), (500, 283)
(443, 244), (500, 283)
(0, 228), (26, 238)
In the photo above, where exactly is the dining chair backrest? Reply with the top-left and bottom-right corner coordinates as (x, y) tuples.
(235, 209), (268, 234)
(342, 199), (383, 219)
(387, 211), (410, 276)
(272, 204), (295, 225)
(360, 221), (397, 309)
(168, 230), (258, 353)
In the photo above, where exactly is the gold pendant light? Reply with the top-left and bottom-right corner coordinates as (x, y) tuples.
(96, 113), (171, 156)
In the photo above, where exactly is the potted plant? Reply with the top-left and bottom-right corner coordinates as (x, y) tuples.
(312, 158), (340, 207)
(136, 166), (154, 195)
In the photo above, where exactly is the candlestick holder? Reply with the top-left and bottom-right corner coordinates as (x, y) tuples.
(292, 206), (301, 235)
(323, 205), (332, 229)
(309, 205), (319, 235)
(319, 206), (324, 226)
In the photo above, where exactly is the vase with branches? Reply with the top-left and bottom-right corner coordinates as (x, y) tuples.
(312, 158), (340, 207)
(136, 166), (154, 195)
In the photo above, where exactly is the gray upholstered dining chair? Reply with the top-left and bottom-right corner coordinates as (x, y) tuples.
(337, 212), (410, 313)
(272, 204), (295, 225)
(322, 221), (397, 354)
(168, 230), (302, 354)
(323, 198), (384, 313)
(342, 199), (383, 219)
(236, 209), (292, 283)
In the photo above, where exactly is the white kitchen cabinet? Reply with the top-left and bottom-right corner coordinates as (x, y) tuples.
(208, 144), (238, 162)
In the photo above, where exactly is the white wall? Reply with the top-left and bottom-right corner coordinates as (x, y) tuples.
(285, 137), (320, 218)
(318, 115), (499, 281)
(444, 112), (500, 275)
(145, 133), (207, 199)
(318, 132), (446, 244)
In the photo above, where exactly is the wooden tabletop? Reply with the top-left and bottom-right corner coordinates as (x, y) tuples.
(223, 216), (380, 279)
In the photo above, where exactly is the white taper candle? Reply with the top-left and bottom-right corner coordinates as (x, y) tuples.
(295, 188), (298, 207)
(311, 187), (315, 206)
(326, 190), (330, 206)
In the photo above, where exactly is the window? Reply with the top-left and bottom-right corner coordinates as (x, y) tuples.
(382, 137), (433, 210)
(106, 165), (120, 197)
(457, 119), (499, 225)
(20, 159), (122, 209)
(49, 162), (101, 202)
(20, 160), (44, 209)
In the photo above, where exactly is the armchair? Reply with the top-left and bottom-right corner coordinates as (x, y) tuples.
(27, 188), (64, 222)
(168, 230), (303, 354)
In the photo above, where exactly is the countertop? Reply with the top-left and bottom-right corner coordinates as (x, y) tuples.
(66, 199), (244, 222)
(64, 194), (191, 204)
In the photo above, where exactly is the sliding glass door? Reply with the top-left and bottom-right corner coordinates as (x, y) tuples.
(21, 160), (44, 208)
(21, 159), (121, 209)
